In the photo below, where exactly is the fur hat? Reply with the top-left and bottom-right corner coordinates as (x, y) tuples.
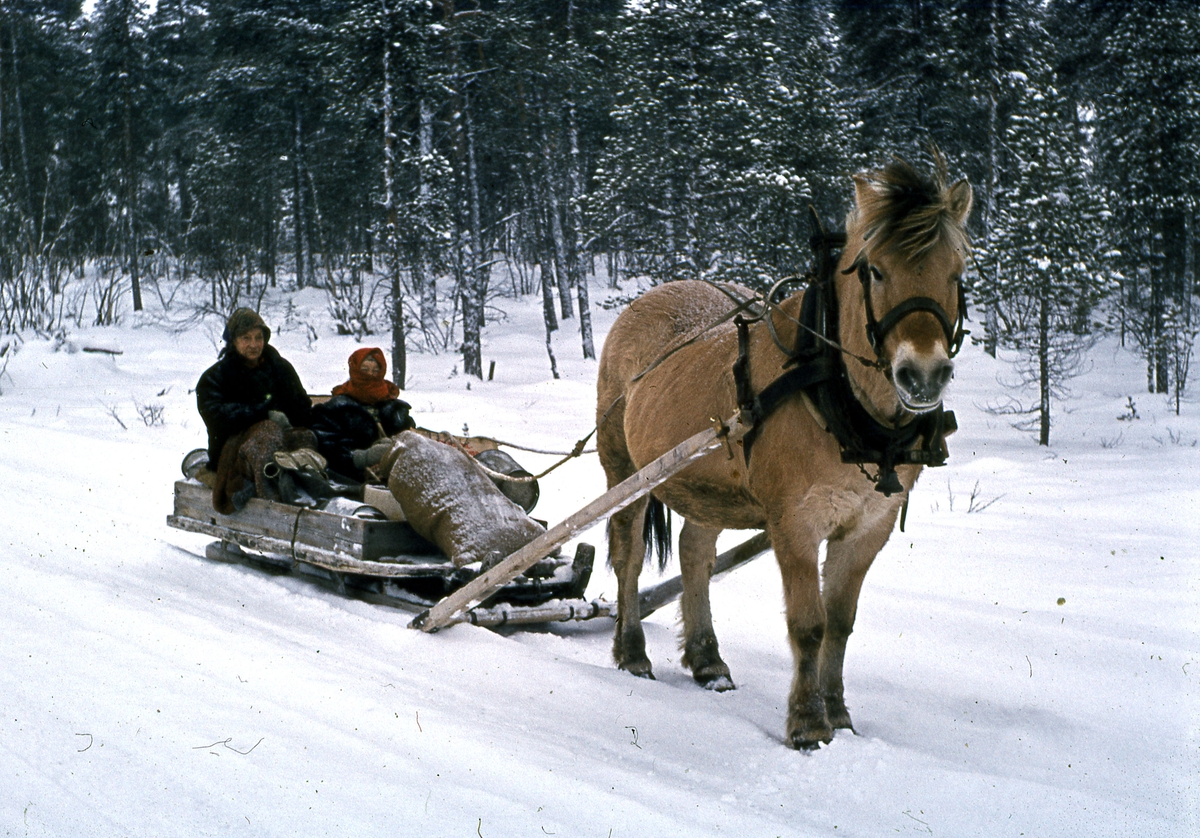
(222, 308), (271, 344)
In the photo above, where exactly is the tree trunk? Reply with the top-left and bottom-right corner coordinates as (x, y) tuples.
(381, 3), (406, 388)
(1186, 204), (1195, 323)
(264, 166), (277, 288)
(540, 104), (571, 320)
(9, 26), (31, 224)
(415, 98), (437, 344)
(543, 280), (560, 380)
(460, 90), (485, 379)
(982, 0), (1000, 357)
(293, 100), (311, 289)
(519, 159), (556, 332)
(566, 95), (595, 359)
(1150, 225), (1168, 395)
(122, 33), (142, 312)
(0, 22), (6, 175)
(1176, 204), (1195, 414)
(1038, 286), (1050, 446)
(546, 173), (573, 320)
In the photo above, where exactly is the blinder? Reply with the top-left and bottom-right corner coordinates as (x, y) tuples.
(847, 260), (967, 361)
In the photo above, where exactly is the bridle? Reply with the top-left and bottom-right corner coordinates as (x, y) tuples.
(847, 256), (968, 365)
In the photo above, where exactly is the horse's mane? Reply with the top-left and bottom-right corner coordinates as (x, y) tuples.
(849, 150), (971, 262)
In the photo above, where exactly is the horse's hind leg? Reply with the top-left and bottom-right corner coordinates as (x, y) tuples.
(819, 511), (898, 732)
(607, 495), (654, 678)
(678, 520), (734, 691)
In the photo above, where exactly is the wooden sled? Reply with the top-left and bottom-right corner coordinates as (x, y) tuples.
(167, 413), (773, 631)
(166, 479), (604, 627)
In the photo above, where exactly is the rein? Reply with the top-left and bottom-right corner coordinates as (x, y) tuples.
(735, 209), (958, 497)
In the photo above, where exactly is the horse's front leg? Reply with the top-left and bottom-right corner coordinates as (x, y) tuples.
(678, 519), (733, 691)
(820, 506), (900, 732)
(770, 517), (831, 750)
(609, 495), (654, 678)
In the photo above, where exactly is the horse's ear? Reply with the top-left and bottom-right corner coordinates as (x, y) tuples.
(853, 175), (877, 212)
(947, 178), (973, 225)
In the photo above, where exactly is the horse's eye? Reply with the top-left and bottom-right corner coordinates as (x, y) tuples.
(870, 266), (885, 283)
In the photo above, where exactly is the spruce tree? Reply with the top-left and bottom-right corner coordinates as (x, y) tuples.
(591, 0), (844, 289)
(1091, 1), (1200, 398)
(90, 0), (151, 312)
(978, 23), (1114, 445)
(0, 2), (90, 329)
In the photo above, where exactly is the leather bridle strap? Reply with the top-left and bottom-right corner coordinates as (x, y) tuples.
(851, 260), (967, 360)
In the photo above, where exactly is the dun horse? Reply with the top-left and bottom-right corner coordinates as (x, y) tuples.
(596, 154), (972, 749)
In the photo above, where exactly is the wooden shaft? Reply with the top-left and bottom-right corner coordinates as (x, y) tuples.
(411, 414), (745, 632)
(637, 530), (771, 618)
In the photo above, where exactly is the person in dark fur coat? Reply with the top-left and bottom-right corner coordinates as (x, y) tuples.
(196, 308), (313, 465)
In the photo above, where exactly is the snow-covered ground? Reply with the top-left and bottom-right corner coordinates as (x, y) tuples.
(0, 280), (1195, 837)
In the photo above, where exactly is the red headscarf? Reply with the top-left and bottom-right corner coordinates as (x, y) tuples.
(332, 347), (400, 404)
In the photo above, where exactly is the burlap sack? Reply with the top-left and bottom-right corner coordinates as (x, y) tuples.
(385, 431), (545, 567)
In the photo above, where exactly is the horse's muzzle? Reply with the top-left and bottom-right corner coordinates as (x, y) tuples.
(893, 355), (953, 411)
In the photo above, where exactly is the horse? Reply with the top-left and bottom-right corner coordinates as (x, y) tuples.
(596, 153), (972, 750)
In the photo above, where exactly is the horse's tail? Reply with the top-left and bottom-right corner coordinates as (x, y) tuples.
(642, 495), (672, 572)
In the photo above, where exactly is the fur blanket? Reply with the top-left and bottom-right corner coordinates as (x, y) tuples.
(212, 420), (318, 513)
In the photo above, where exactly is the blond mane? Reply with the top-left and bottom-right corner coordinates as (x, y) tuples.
(847, 150), (972, 262)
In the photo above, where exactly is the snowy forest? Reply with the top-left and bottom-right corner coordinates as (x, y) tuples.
(0, 0), (1197, 442)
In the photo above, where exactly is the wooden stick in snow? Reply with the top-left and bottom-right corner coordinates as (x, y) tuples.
(637, 530), (771, 618)
(410, 413), (747, 633)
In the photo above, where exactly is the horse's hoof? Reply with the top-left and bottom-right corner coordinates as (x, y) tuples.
(787, 729), (832, 751)
(786, 716), (833, 751)
(619, 660), (656, 680)
(825, 702), (855, 732)
(696, 673), (735, 692)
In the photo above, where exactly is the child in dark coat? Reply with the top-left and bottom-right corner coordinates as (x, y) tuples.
(310, 347), (414, 479)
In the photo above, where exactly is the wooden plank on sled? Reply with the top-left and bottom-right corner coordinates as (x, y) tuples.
(171, 480), (440, 562)
(167, 513), (454, 578)
(194, 540), (610, 626)
(411, 412), (748, 633)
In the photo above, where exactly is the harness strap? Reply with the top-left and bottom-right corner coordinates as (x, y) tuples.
(739, 305), (837, 464)
(854, 260), (967, 358)
(873, 295), (958, 351)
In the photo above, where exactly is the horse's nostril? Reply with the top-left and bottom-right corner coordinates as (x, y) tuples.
(936, 362), (954, 389)
(895, 365), (917, 393)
